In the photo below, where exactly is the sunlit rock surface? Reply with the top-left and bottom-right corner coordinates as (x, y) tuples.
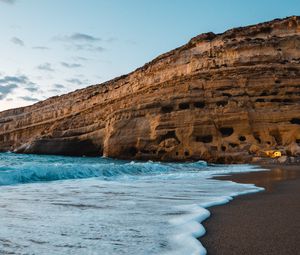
(0, 16), (300, 163)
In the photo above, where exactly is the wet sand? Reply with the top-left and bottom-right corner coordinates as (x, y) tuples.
(200, 165), (300, 255)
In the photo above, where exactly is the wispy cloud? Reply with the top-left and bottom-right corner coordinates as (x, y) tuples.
(0, 74), (38, 100)
(32, 46), (50, 50)
(0, 75), (30, 85)
(73, 44), (105, 52)
(69, 33), (100, 42)
(66, 78), (83, 85)
(11, 37), (24, 46)
(54, 33), (105, 53)
(25, 86), (39, 92)
(48, 84), (66, 94)
(66, 77), (89, 86)
(55, 33), (101, 42)
(0, 84), (18, 100)
(19, 96), (40, 102)
(37, 63), (54, 72)
(61, 62), (82, 68)
(73, 56), (90, 62)
(53, 84), (65, 89)
(0, 0), (17, 4)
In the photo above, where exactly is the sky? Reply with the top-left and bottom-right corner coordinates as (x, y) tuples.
(0, 0), (299, 111)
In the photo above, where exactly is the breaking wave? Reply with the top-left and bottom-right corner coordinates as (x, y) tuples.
(0, 153), (208, 186)
(0, 152), (265, 255)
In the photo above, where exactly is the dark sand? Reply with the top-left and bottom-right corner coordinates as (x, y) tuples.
(200, 165), (300, 255)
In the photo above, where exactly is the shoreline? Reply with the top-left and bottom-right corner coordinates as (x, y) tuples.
(200, 164), (300, 254)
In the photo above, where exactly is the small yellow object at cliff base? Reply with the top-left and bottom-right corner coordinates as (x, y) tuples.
(264, 150), (282, 158)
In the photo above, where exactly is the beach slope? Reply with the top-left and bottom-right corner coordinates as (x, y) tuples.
(200, 165), (300, 254)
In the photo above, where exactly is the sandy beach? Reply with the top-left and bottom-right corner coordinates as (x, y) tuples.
(200, 164), (300, 255)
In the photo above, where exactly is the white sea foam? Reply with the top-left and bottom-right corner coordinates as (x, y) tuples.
(0, 153), (265, 254)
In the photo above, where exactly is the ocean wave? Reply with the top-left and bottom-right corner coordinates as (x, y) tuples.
(0, 153), (207, 186)
(0, 153), (265, 255)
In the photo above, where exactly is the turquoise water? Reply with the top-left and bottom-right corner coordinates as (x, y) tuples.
(0, 153), (264, 255)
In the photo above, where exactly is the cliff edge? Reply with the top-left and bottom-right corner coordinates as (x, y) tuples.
(1, 16), (300, 163)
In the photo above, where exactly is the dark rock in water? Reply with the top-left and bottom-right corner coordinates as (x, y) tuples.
(1, 16), (300, 163)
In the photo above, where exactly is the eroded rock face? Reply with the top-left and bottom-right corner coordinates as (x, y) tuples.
(1, 16), (300, 163)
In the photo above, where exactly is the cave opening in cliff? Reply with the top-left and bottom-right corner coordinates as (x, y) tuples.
(159, 130), (180, 143)
(178, 102), (190, 110)
(161, 105), (173, 113)
(253, 133), (261, 143)
(270, 98), (282, 103)
(229, 143), (238, 148)
(125, 147), (138, 157)
(290, 118), (300, 125)
(283, 99), (292, 103)
(219, 127), (234, 137)
(194, 101), (205, 108)
(222, 93), (232, 97)
(216, 101), (228, 107)
(239, 136), (246, 142)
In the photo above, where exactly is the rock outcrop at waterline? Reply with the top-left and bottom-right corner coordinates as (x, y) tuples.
(1, 16), (300, 163)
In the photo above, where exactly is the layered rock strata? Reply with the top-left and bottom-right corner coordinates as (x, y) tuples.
(1, 16), (300, 163)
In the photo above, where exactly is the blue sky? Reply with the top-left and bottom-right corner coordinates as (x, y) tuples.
(0, 0), (299, 111)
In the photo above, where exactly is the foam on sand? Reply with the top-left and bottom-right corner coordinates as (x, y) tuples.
(0, 153), (265, 254)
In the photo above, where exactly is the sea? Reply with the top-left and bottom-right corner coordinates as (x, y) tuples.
(0, 152), (264, 255)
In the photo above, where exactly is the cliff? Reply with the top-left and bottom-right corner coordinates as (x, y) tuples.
(1, 16), (300, 163)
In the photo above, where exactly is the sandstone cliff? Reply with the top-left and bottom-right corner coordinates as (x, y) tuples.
(1, 16), (300, 163)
